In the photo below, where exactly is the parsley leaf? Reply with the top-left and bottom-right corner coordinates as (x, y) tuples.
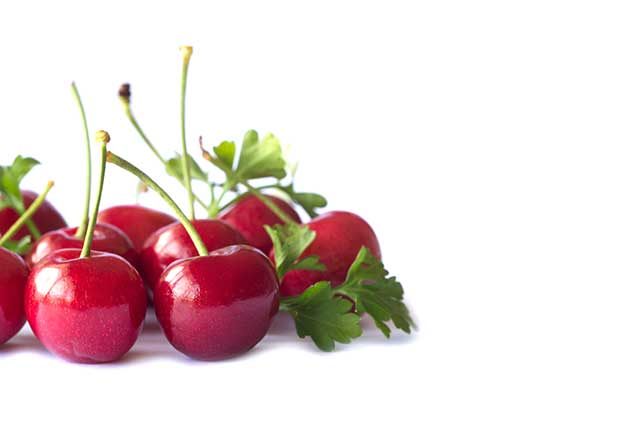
(0, 156), (40, 208)
(236, 130), (287, 181)
(338, 247), (416, 337)
(280, 281), (362, 351)
(277, 183), (327, 218)
(265, 223), (325, 279)
(165, 153), (209, 183)
(213, 141), (236, 170)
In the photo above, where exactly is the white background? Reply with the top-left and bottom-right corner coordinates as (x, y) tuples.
(1, 1), (639, 426)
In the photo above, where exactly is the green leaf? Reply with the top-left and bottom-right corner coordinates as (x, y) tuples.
(9, 156), (40, 183)
(281, 281), (362, 351)
(1, 235), (32, 255)
(213, 141), (236, 170)
(165, 153), (208, 183)
(278, 184), (327, 218)
(0, 156), (40, 210)
(265, 223), (326, 279)
(236, 130), (287, 181)
(338, 247), (416, 337)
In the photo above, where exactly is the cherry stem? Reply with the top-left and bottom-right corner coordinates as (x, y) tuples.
(241, 181), (296, 225)
(80, 131), (110, 258)
(119, 83), (208, 211)
(106, 151), (209, 257)
(71, 82), (92, 240)
(179, 46), (195, 221)
(119, 84), (165, 164)
(216, 183), (280, 213)
(0, 181), (54, 247)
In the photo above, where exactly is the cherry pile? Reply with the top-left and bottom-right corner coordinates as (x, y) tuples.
(0, 47), (415, 363)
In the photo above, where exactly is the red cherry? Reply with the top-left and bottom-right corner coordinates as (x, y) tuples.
(0, 190), (67, 241)
(277, 211), (381, 297)
(139, 219), (245, 291)
(97, 205), (175, 251)
(0, 247), (29, 344)
(26, 223), (137, 269)
(154, 245), (279, 360)
(219, 194), (301, 254)
(24, 248), (147, 363)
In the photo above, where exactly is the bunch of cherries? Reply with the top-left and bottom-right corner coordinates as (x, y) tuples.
(0, 47), (414, 363)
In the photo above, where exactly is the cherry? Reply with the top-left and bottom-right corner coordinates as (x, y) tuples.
(155, 245), (279, 360)
(220, 194), (301, 254)
(0, 190), (67, 242)
(139, 219), (245, 290)
(107, 147), (278, 360)
(0, 182), (56, 344)
(25, 249), (147, 363)
(24, 131), (147, 363)
(26, 223), (137, 268)
(276, 211), (381, 297)
(97, 204), (175, 251)
(0, 248), (29, 345)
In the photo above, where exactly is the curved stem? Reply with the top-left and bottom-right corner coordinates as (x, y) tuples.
(71, 82), (92, 239)
(216, 183), (281, 213)
(120, 84), (208, 211)
(80, 139), (108, 258)
(123, 106), (166, 164)
(0, 181), (54, 246)
(107, 151), (209, 257)
(180, 46), (195, 220)
(242, 181), (296, 225)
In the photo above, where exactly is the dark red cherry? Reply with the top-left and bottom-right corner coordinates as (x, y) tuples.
(276, 211), (381, 297)
(154, 245), (279, 360)
(219, 194), (301, 254)
(26, 223), (137, 269)
(24, 249), (147, 363)
(0, 247), (30, 344)
(0, 190), (67, 241)
(139, 219), (245, 291)
(97, 205), (175, 251)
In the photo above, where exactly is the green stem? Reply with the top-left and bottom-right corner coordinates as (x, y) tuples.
(71, 82), (92, 240)
(216, 183), (280, 213)
(23, 215), (41, 239)
(124, 107), (166, 164)
(0, 181), (54, 247)
(80, 135), (108, 258)
(120, 83), (208, 211)
(107, 151), (209, 257)
(180, 46), (195, 220)
(242, 181), (296, 225)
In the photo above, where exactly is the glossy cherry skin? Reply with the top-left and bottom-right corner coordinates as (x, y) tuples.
(0, 190), (67, 241)
(0, 247), (30, 344)
(97, 205), (175, 251)
(219, 195), (301, 254)
(139, 219), (246, 291)
(26, 223), (137, 269)
(25, 249), (147, 363)
(277, 211), (382, 297)
(154, 245), (279, 360)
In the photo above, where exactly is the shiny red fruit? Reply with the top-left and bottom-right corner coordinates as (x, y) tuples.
(25, 249), (147, 363)
(277, 211), (381, 297)
(154, 245), (279, 360)
(26, 223), (137, 269)
(0, 190), (67, 241)
(0, 247), (29, 344)
(139, 219), (246, 291)
(219, 194), (301, 254)
(97, 205), (175, 251)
